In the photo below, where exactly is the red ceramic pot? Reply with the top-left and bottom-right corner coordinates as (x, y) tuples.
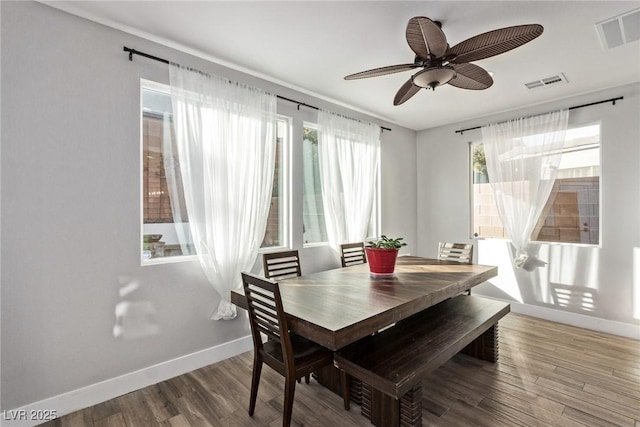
(365, 247), (399, 275)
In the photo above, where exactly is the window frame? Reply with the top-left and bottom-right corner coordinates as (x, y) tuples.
(302, 121), (329, 247)
(257, 115), (292, 253)
(469, 121), (602, 247)
(140, 79), (198, 266)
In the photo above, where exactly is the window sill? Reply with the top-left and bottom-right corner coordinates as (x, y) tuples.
(141, 254), (199, 266)
(473, 236), (601, 249)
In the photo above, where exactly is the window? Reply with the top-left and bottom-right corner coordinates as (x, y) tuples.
(142, 84), (196, 261)
(302, 122), (380, 245)
(302, 123), (328, 244)
(141, 81), (289, 262)
(472, 123), (600, 245)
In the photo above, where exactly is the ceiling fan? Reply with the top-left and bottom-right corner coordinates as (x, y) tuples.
(344, 17), (544, 105)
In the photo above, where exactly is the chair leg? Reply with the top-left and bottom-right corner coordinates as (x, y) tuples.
(249, 358), (263, 416)
(340, 370), (351, 411)
(282, 375), (296, 427)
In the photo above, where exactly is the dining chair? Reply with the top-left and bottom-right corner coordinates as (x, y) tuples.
(340, 242), (367, 267)
(438, 242), (474, 264)
(438, 242), (474, 294)
(263, 250), (302, 281)
(241, 272), (334, 427)
(262, 250), (313, 384)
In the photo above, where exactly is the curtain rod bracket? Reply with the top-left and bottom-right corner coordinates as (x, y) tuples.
(124, 46), (134, 61)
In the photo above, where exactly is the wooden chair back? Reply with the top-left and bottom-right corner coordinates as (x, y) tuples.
(263, 250), (302, 281)
(241, 273), (294, 369)
(340, 242), (367, 267)
(438, 242), (474, 264)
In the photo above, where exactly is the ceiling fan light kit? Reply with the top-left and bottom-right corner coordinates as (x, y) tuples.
(412, 66), (456, 89)
(345, 16), (544, 105)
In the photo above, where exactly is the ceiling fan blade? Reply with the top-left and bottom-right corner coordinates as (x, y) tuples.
(344, 63), (418, 80)
(449, 63), (493, 90)
(406, 16), (448, 60)
(448, 24), (543, 64)
(394, 78), (421, 105)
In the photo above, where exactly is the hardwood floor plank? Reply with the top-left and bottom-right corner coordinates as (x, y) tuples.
(554, 365), (640, 399)
(141, 384), (180, 423)
(114, 389), (159, 426)
(533, 378), (636, 425)
(477, 396), (572, 427)
(562, 406), (628, 427)
(46, 314), (639, 426)
(473, 374), (566, 417)
(159, 414), (192, 427)
(536, 371), (640, 420)
(614, 367), (640, 382)
(93, 413), (127, 427)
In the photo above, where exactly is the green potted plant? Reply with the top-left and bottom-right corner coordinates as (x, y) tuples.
(365, 235), (407, 276)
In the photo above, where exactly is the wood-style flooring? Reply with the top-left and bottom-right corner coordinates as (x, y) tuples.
(41, 313), (640, 426)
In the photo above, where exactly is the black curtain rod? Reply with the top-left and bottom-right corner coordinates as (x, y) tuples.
(455, 96), (623, 135)
(123, 46), (392, 132)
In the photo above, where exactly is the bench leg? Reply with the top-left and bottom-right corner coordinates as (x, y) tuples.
(362, 382), (422, 427)
(461, 322), (499, 362)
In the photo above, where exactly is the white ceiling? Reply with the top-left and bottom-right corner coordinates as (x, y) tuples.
(44, 1), (640, 131)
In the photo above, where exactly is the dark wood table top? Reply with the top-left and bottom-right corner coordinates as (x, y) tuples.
(231, 256), (497, 350)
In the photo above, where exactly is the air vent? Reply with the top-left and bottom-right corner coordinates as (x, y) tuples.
(596, 8), (640, 49)
(525, 73), (569, 90)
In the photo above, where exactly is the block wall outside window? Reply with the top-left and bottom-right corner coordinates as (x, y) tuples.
(471, 123), (601, 246)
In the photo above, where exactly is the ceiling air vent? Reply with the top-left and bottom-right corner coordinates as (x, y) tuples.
(525, 73), (569, 90)
(596, 8), (640, 49)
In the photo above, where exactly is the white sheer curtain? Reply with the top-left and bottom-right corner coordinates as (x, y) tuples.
(317, 110), (380, 253)
(162, 113), (193, 256)
(168, 64), (277, 320)
(482, 109), (569, 268)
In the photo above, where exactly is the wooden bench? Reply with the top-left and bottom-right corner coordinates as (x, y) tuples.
(334, 295), (510, 427)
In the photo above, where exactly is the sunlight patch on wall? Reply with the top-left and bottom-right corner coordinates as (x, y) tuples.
(548, 245), (600, 290)
(478, 239), (523, 303)
(548, 244), (599, 313)
(113, 276), (160, 339)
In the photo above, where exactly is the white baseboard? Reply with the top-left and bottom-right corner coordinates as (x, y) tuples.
(1, 335), (253, 427)
(478, 295), (640, 340)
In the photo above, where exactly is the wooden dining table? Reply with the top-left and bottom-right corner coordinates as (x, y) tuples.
(230, 256), (498, 351)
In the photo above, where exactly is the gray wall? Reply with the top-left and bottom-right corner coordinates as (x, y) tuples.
(417, 82), (640, 330)
(0, 1), (417, 410)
